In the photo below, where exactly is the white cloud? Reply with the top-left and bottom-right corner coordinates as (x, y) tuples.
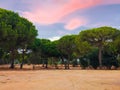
(49, 36), (61, 41)
(64, 18), (87, 30)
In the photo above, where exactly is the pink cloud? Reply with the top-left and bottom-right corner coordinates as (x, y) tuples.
(64, 18), (87, 30)
(19, 0), (120, 26)
(20, 0), (101, 25)
(1, 0), (120, 26)
(100, 0), (120, 5)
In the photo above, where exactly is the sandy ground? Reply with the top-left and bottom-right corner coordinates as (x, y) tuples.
(0, 70), (120, 90)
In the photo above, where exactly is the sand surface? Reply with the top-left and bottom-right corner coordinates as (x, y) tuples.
(0, 70), (120, 90)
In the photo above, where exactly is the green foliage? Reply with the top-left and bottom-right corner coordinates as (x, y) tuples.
(0, 8), (37, 50)
(87, 48), (99, 69)
(29, 38), (61, 65)
(71, 59), (79, 67)
(80, 26), (119, 46)
(0, 48), (4, 59)
(79, 26), (119, 67)
(113, 34), (120, 53)
(57, 35), (77, 69)
(1, 8), (120, 69)
(80, 57), (89, 69)
(0, 8), (38, 68)
(75, 35), (92, 58)
(58, 35), (77, 58)
(117, 55), (120, 66)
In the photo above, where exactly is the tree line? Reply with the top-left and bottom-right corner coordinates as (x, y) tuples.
(0, 8), (120, 70)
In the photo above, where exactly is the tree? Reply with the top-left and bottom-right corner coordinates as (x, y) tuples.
(103, 31), (120, 68)
(39, 39), (60, 69)
(29, 38), (42, 69)
(75, 35), (92, 58)
(0, 8), (37, 69)
(113, 33), (120, 54)
(0, 48), (5, 64)
(57, 35), (77, 69)
(46, 40), (61, 69)
(30, 39), (53, 68)
(79, 26), (119, 68)
(87, 48), (99, 69)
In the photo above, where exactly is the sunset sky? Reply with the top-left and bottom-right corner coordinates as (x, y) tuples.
(0, 0), (120, 41)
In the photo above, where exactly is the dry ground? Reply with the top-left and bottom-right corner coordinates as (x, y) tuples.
(0, 69), (120, 90)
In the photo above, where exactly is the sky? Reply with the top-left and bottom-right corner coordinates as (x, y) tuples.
(0, 0), (120, 41)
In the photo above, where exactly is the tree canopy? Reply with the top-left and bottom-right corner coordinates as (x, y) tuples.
(0, 8), (120, 70)
(0, 8), (38, 68)
(79, 26), (119, 68)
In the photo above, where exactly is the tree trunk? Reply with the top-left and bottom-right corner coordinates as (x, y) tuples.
(63, 59), (67, 69)
(98, 46), (102, 69)
(45, 63), (48, 68)
(55, 63), (58, 69)
(42, 59), (45, 67)
(67, 55), (70, 69)
(33, 64), (35, 70)
(64, 61), (67, 69)
(20, 62), (23, 69)
(60, 57), (64, 67)
(10, 59), (14, 69)
(10, 49), (15, 69)
(54, 58), (58, 69)
(20, 49), (25, 69)
(67, 59), (70, 69)
(45, 59), (48, 68)
(20, 50), (25, 69)
(65, 63), (67, 69)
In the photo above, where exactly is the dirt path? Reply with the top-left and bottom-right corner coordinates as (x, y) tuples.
(0, 70), (120, 90)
